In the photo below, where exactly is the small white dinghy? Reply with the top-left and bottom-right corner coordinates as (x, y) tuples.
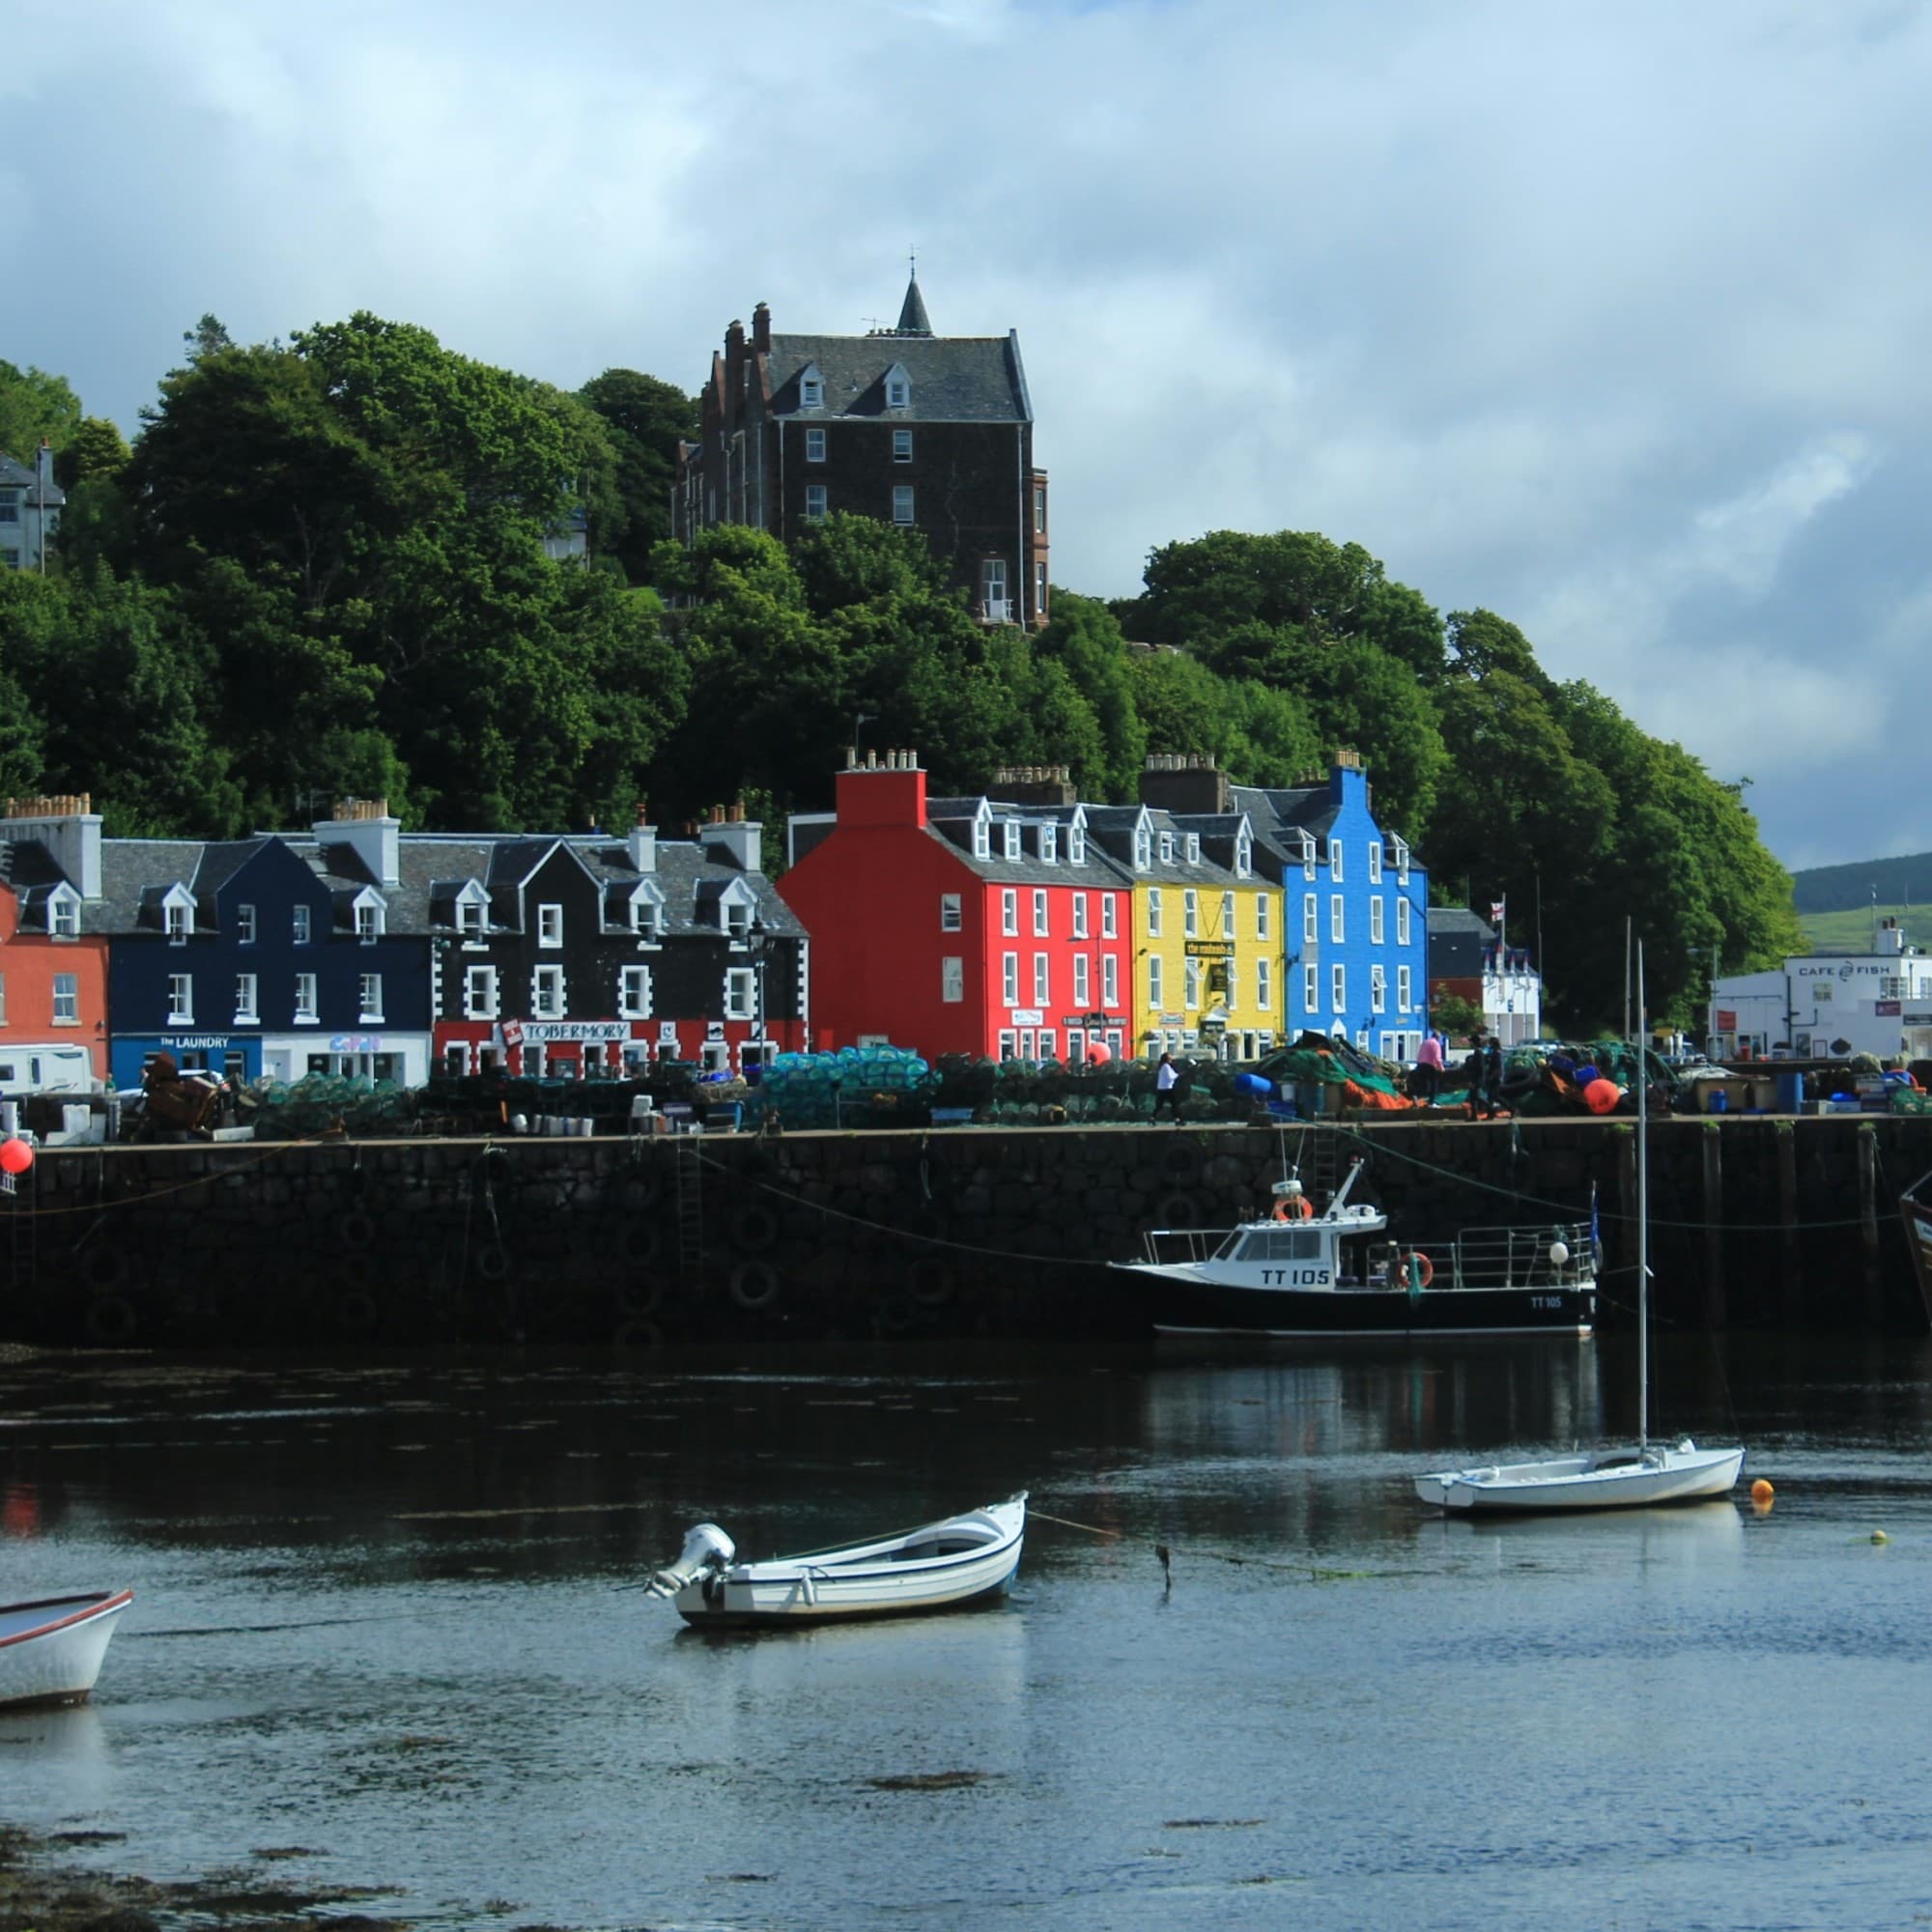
(1415, 942), (1744, 1516)
(645, 1495), (1026, 1630)
(0, 1590), (134, 1710)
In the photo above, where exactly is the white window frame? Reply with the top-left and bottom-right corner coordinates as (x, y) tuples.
(1068, 822), (1086, 865)
(892, 428), (913, 462)
(229, 902), (253, 944)
(1256, 894), (1271, 942)
(1102, 895), (1117, 938)
(1331, 896), (1345, 945)
(1184, 957), (1202, 1009)
(972, 813), (990, 861)
(465, 964), (499, 1020)
(804, 483), (828, 522)
(941, 893), (963, 932)
(1371, 897), (1385, 946)
(167, 974), (193, 1023)
(51, 972), (78, 1023)
(532, 964), (565, 1018)
(1148, 954), (1164, 1009)
(1330, 840), (1344, 883)
(458, 894), (487, 938)
(1002, 952), (1019, 1004)
(800, 372), (823, 408)
(537, 903), (563, 949)
(1303, 895), (1318, 943)
(1039, 825), (1057, 864)
(806, 427), (827, 463)
(1183, 890), (1199, 937)
(355, 897), (384, 944)
(1002, 889), (1017, 936)
(1159, 832), (1175, 864)
(1369, 843), (1382, 884)
(293, 904), (311, 945)
(893, 485), (915, 526)
(234, 973), (258, 1022)
(1033, 889), (1049, 937)
(1221, 891), (1235, 935)
(1185, 834), (1201, 864)
(620, 964), (653, 1018)
(887, 375), (910, 409)
(1072, 893), (1088, 938)
(1304, 963), (1320, 1012)
(1257, 958), (1272, 1011)
(1398, 898), (1411, 946)
(359, 972), (385, 1022)
(1148, 888), (1163, 938)
(1003, 821), (1021, 861)
(1073, 953), (1090, 1007)
(724, 968), (755, 1020)
(1371, 964), (1386, 1014)
(165, 900), (191, 944)
(1102, 952), (1119, 1008)
(295, 973), (319, 1023)
(941, 955), (964, 1004)
(1398, 964), (1412, 1013)
(1331, 963), (1346, 1013)
(1033, 952), (1050, 1005)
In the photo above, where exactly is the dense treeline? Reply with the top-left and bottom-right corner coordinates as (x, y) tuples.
(0, 318), (1801, 1025)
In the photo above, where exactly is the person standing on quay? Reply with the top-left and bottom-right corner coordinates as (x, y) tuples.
(1479, 1035), (1505, 1120)
(1153, 1052), (1181, 1122)
(1413, 1032), (1444, 1105)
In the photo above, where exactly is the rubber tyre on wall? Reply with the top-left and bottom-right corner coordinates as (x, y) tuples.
(85, 1294), (138, 1346)
(733, 1206), (780, 1254)
(1154, 1191), (1200, 1230)
(621, 1222), (663, 1266)
(728, 1260), (781, 1312)
(475, 1244), (512, 1284)
(616, 1273), (664, 1320)
(338, 1211), (376, 1252)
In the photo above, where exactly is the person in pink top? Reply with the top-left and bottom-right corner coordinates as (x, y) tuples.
(1413, 1032), (1444, 1104)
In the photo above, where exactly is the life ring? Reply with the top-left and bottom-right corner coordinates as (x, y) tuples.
(475, 1244), (512, 1283)
(85, 1293), (138, 1346)
(336, 1288), (380, 1337)
(79, 1246), (128, 1293)
(908, 1256), (956, 1307)
(1271, 1196), (1314, 1223)
(612, 1318), (664, 1350)
(733, 1206), (780, 1253)
(338, 1211), (376, 1252)
(616, 1273), (664, 1319)
(1399, 1250), (1435, 1290)
(621, 1221), (663, 1266)
(728, 1260), (781, 1312)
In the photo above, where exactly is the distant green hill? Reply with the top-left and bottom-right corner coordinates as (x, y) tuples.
(1799, 904), (1932, 952)
(1792, 852), (1932, 915)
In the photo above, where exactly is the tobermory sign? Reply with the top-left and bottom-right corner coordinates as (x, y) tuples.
(519, 1021), (630, 1043)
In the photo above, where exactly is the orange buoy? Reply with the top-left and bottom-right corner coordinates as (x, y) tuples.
(1750, 1479), (1775, 1503)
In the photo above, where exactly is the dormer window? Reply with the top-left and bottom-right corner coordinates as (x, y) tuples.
(726, 903), (751, 940)
(972, 815), (991, 861)
(884, 364), (911, 410)
(1069, 824), (1086, 865)
(1394, 838), (1410, 885)
(1003, 821), (1021, 861)
(1039, 825), (1057, 864)
(799, 364), (824, 409)
(50, 889), (80, 941)
(457, 896), (486, 938)
(1159, 832), (1175, 865)
(1235, 834), (1252, 879)
(354, 893), (385, 944)
(164, 887), (195, 944)
(1184, 834), (1201, 864)
(629, 884), (665, 940)
(1132, 825), (1151, 871)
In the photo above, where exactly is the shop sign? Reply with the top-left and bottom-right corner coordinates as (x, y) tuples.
(1876, 1001), (1902, 1017)
(520, 1021), (629, 1043)
(499, 1020), (526, 1046)
(168, 1035), (232, 1052)
(328, 1033), (392, 1052)
(1183, 940), (1236, 958)
(1715, 1009), (1737, 1031)
(1009, 1009), (1043, 1026)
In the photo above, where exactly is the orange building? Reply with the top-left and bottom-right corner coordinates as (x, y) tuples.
(0, 795), (110, 1078)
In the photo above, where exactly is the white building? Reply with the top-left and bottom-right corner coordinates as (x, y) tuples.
(1710, 921), (1932, 1061)
(1426, 907), (1544, 1044)
(0, 442), (63, 572)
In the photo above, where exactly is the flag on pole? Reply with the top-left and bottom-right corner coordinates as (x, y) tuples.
(1490, 899), (1506, 924)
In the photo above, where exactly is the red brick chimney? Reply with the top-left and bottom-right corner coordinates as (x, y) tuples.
(834, 748), (927, 829)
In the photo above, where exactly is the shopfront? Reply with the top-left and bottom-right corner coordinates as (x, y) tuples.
(259, 1031), (432, 1087)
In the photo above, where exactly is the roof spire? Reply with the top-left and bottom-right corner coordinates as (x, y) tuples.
(895, 253), (932, 337)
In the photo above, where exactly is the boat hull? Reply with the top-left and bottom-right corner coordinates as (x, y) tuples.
(1131, 1276), (1595, 1341)
(0, 1591), (133, 1710)
(1416, 1444), (1745, 1513)
(671, 1500), (1025, 1631)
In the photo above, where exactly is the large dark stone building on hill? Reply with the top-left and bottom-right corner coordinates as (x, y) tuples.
(672, 276), (1049, 625)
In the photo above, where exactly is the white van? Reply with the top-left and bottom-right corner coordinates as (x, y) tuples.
(0, 1043), (101, 1099)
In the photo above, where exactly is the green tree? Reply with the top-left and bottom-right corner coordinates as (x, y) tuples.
(575, 369), (696, 584)
(0, 360), (82, 461)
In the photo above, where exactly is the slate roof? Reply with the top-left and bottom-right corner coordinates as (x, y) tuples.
(924, 795), (1133, 890)
(1228, 783), (1335, 863)
(1428, 906), (1499, 978)
(765, 330), (1030, 423)
(0, 450), (65, 504)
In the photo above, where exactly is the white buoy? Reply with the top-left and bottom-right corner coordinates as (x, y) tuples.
(1548, 1240), (1571, 1266)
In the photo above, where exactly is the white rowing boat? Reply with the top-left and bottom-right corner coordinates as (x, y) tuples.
(0, 1590), (134, 1710)
(645, 1495), (1026, 1629)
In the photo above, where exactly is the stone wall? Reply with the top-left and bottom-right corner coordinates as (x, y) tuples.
(2, 1115), (1927, 1350)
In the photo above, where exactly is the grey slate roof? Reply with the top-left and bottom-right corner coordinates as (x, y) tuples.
(0, 450), (65, 503)
(895, 275), (933, 336)
(765, 331), (1029, 423)
(1428, 906), (1498, 978)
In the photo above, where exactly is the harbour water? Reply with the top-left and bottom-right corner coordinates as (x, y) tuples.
(4, 1330), (1931, 1930)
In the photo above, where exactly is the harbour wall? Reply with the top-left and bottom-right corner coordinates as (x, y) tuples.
(3, 1115), (1928, 1350)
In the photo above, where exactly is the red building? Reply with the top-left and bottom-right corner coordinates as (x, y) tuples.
(0, 794), (111, 1079)
(781, 753), (1132, 1062)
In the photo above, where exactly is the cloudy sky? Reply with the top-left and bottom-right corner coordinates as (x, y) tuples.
(5, 0), (1927, 871)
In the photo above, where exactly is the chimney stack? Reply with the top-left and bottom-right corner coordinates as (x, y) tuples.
(313, 796), (401, 886)
(0, 793), (102, 899)
(628, 800), (656, 874)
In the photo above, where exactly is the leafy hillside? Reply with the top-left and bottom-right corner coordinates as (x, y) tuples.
(1792, 852), (1932, 914)
(1799, 904), (1932, 952)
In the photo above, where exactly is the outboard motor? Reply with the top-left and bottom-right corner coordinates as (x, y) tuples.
(644, 1522), (736, 1598)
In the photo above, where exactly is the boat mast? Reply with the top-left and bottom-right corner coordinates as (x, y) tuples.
(1635, 940), (1649, 1453)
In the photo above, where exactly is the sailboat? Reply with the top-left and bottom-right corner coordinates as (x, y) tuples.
(1415, 944), (1745, 1514)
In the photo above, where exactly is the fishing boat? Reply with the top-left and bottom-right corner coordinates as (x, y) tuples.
(1415, 944), (1744, 1513)
(644, 1494), (1026, 1629)
(1112, 1160), (1597, 1340)
(1897, 1168), (1932, 1330)
(0, 1590), (133, 1709)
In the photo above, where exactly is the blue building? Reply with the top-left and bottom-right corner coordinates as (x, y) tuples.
(99, 803), (434, 1089)
(1137, 752), (1429, 1064)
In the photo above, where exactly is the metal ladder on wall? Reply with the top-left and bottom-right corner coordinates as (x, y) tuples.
(1293, 1123), (1346, 1208)
(673, 1133), (705, 1285)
